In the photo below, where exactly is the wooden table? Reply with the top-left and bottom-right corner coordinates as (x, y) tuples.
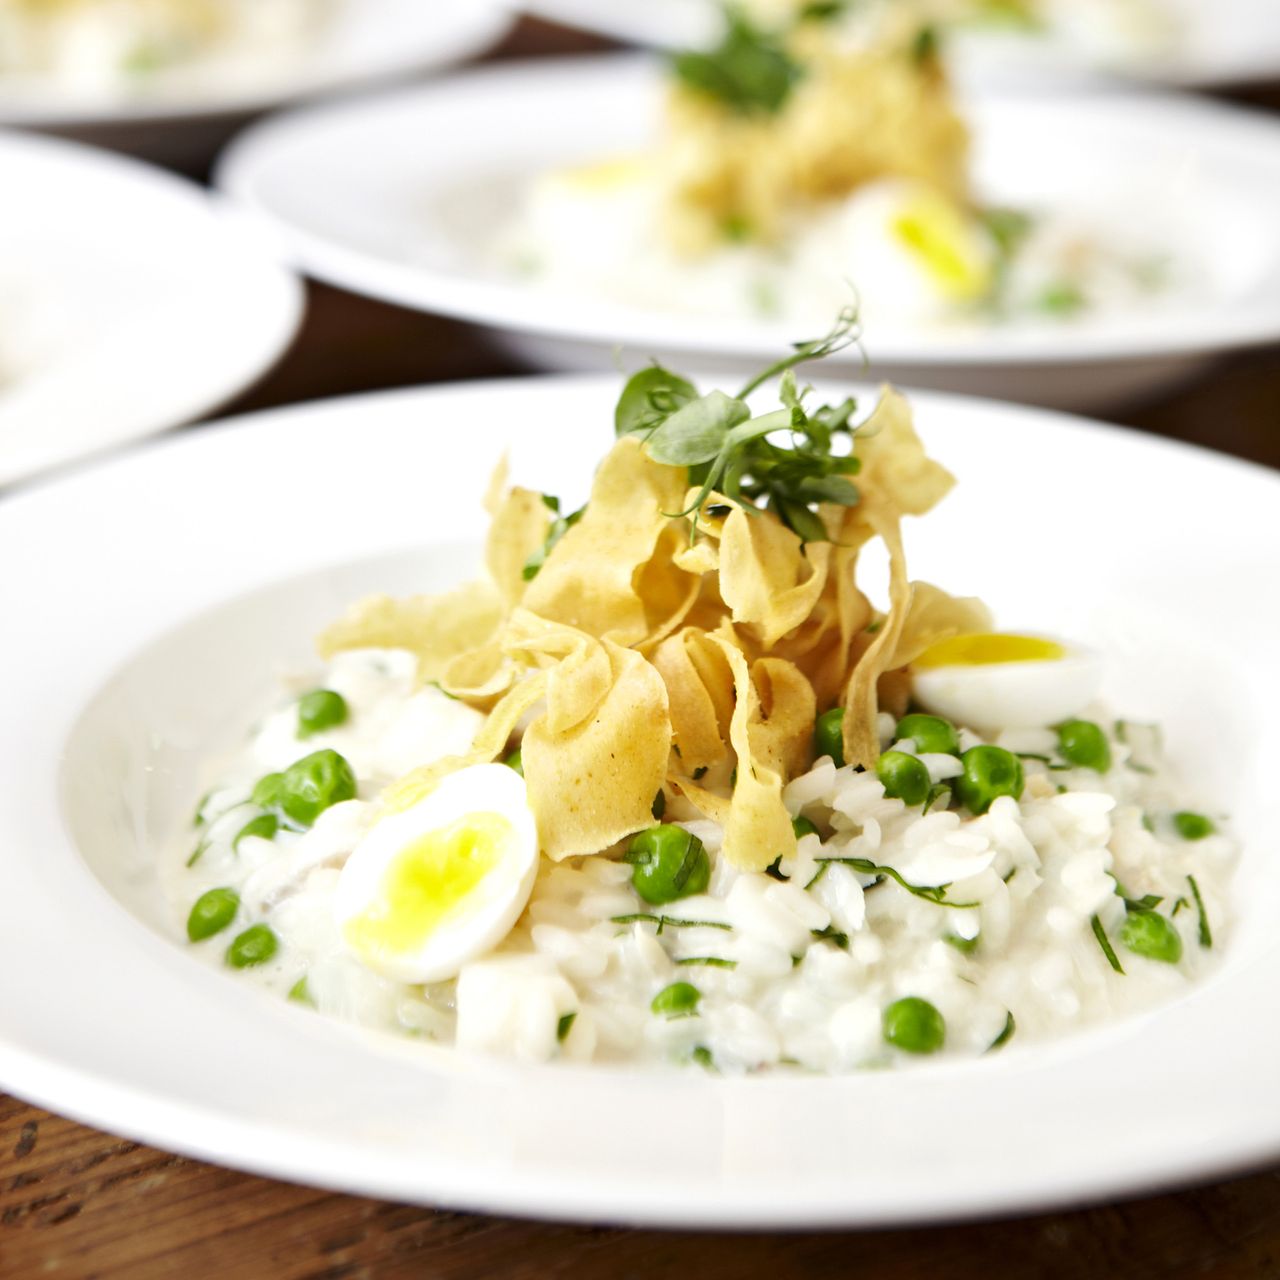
(4, 18), (1280, 1278)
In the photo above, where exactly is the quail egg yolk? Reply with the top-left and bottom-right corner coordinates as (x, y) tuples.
(914, 633), (1067, 668)
(891, 188), (995, 303)
(342, 812), (511, 964)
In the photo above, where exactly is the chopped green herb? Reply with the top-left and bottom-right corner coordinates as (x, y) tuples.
(1090, 913), (1125, 975)
(1141, 812), (1155, 833)
(986, 1011), (1016, 1053)
(810, 924), (849, 950)
(675, 956), (737, 969)
(610, 912), (732, 933)
(1170, 896), (1189, 918)
(1188, 875), (1212, 948)
(690, 1045), (715, 1070)
(186, 839), (209, 868)
(923, 782), (952, 814)
(816, 857), (977, 909)
(233, 812), (279, 851)
(556, 1012), (577, 1042)
(944, 932), (979, 955)
(503, 748), (523, 777)
(192, 789), (213, 829)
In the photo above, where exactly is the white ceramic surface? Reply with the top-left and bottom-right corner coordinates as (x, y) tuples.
(0, 0), (512, 129)
(215, 58), (1280, 412)
(0, 130), (302, 489)
(524, 0), (1280, 89)
(1, 376), (1279, 1227)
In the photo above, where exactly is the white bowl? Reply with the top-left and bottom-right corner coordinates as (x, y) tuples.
(216, 57), (1280, 412)
(0, 128), (301, 488)
(523, 0), (1280, 90)
(0, 0), (511, 130)
(2, 375), (1279, 1226)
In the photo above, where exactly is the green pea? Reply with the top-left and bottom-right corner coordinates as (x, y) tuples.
(279, 749), (356, 828)
(1173, 811), (1215, 841)
(251, 772), (285, 809)
(882, 996), (946, 1055)
(876, 750), (931, 806)
(895, 713), (960, 757)
(814, 707), (845, 767)
(1120, 910), (1183, 965)
(186, 887), (239, 942)
(956, 745), (1024, 815)
(503, 748), (524, 777)
(1055, 719), (1112, 773)
(297, 689), (348, 739)
(625, 824), (709, 905)
(651, 981), (701, 1018)
(226, 923), (278, 969)
(233, 812), (278, 851)
(792, 815), (818, 839)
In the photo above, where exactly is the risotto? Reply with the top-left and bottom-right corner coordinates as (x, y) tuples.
(167, 336), (1236, 1071)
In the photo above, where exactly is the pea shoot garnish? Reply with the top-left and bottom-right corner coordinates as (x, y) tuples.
(615, 309), (865, 544)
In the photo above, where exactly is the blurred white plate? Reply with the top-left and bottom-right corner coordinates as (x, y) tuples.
(524, 0), (1280, 90)
(215, 58), (1280, 412)
(0, 130), (301, 488)
(0, 0), (512, 129)
(1, 376), (1279, 1226)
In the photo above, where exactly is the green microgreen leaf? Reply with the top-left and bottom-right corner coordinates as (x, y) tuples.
(615, 365), (698, 438)
(646, 390), (751, 466)
(669, 11), (802, 117)
(522, 500), (585, 582)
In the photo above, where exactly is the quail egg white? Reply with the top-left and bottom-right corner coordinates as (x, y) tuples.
(333, 763), (538, 984)
(910, 633), (1103, 734)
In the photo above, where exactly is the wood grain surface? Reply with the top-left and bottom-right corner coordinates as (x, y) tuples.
(3, 16), (1280, 1279)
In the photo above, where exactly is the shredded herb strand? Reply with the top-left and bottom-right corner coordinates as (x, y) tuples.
(816, 857), (977, 909)
(1187, 875), (1212, 949)
(1090, 913), (1125, 974)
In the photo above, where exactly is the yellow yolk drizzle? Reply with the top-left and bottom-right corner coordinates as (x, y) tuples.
(892, 191), (993, 302)
(343, 812), (512, 962)
(914, 633), (1066, 669)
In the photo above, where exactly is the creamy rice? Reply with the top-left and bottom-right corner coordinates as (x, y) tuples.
(168, 647), (1235, 1073)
